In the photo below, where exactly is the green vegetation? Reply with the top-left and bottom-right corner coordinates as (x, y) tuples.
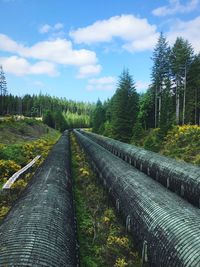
(42, 109), (91, 130)
(92, 69), (139, 143)
(1, 33), (200, 137)
(111, 70), (139, 143)
(65, 110), (90, 128)
(161, 125), (200, 165)
(43, 110), (68, 132)
(0, 93), (94, 128)
(92, 99), (106, 134)
(91, 34), (200, 150)
(0, 119), (60, 182)
(0, 117), (51, 144)
(0, 119), (60, 221)
(71, 133), (141, 267)
(130, 125), (200, 166)
(143, 128), (163, 152)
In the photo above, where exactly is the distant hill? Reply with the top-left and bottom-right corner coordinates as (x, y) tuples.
(1, 94), (94, 129)
(0, 118), (56, 144)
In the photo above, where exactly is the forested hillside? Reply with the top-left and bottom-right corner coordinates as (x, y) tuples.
(91, 34), (200, 163)
(0, 119), (60, 220)
(1, 33), (200, 159)
(0, 90), (94, 129)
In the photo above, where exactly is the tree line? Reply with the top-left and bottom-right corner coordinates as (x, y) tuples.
(92, 33), (200, 143)
(0, 93), (93, 117)
(0, 87), (94, 129)
(1, 33), (200, 139)
(92, 69), (139, 143)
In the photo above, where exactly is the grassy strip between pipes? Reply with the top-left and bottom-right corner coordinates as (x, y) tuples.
(70, 133), (141, 267)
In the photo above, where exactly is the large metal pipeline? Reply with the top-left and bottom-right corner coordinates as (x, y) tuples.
(0, 131), (79, 267)
(80, 130), (200, 208)
(75, 129), (200, 267)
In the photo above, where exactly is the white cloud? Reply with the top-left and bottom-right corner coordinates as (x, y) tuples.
(70, 14), (158, 52)
(0, 34), (97, 66)
(0, 56), (58, 76)
(0, 33), (23, 53)
(135, 81), (149, 93)
(0, 33), (99, 77)
(123, 34), (159, 52)
(39, 23), (64, 34)
(86, 76), (116, 91)
(77, 64), (102, 79)
(167, 16), (200, 52)
(21, 39), (98, 66)
(152, 0), (199, 17)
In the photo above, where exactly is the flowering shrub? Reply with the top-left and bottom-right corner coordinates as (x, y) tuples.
(0, 206), (10, 221)
(0, 144), (5, 150)
(143, 128), (163, 152)
(107, 236), (130, 248)
(0, 160), (21, 184)
(0, 131), (60, 221)
(114, 258), (128, 267)
(162, 125), (200, 164)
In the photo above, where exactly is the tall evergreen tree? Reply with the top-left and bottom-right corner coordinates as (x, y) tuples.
(186, 53), (200, 124)
(92, 99), (106, 133)
(42, 110), (55, 129)
(170, 37), (194, 125)
(54, 111), (68, 132)
(151, 33), (171, 128)
(0, 65), (8, 115)
(111, 69), (139, 143)
(137, 87), (155, 130)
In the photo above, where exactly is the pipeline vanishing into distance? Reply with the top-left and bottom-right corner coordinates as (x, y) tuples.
(80, 130), (200, 208)
(0, 131), (79, 267)
(75, 129), (200, 267)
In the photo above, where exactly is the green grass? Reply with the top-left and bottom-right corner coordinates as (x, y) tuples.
(0, 119), (60, 220)
(0, 118), (54, 144)
(71, 133), (141, 267)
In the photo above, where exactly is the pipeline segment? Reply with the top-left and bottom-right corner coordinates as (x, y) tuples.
(80, 130), (200, 208)
(75, 129), (200, 267)
(0, 131), (78, 267)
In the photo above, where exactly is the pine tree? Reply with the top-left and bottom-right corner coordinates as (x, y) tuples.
(186, 53), (200, 124)
(137, 87), (155, 130)
(111, 69), (139, 143)
(54, 111), (68, 132)
(92, 99), (106, 133)
(170, 37), (194, 125)
(151, 33), (171, 128)
(43, 110), (55, 128)
(0, 65), (8, 115)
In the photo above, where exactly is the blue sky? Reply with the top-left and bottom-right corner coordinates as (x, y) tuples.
(0, 0), (200, 102)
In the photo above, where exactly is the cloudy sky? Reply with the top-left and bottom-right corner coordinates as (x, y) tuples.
(0, 0), (200, 102)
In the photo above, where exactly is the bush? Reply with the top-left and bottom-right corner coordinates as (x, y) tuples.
(43, 110), (55, 128)
(0, 144), (26, 165)
(0, 160), (21, 184)
(143, 128), (163, 152)
(103, 121), (113, 138)
(131, 121), (144, 145)
(162, 125), (200, 164)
